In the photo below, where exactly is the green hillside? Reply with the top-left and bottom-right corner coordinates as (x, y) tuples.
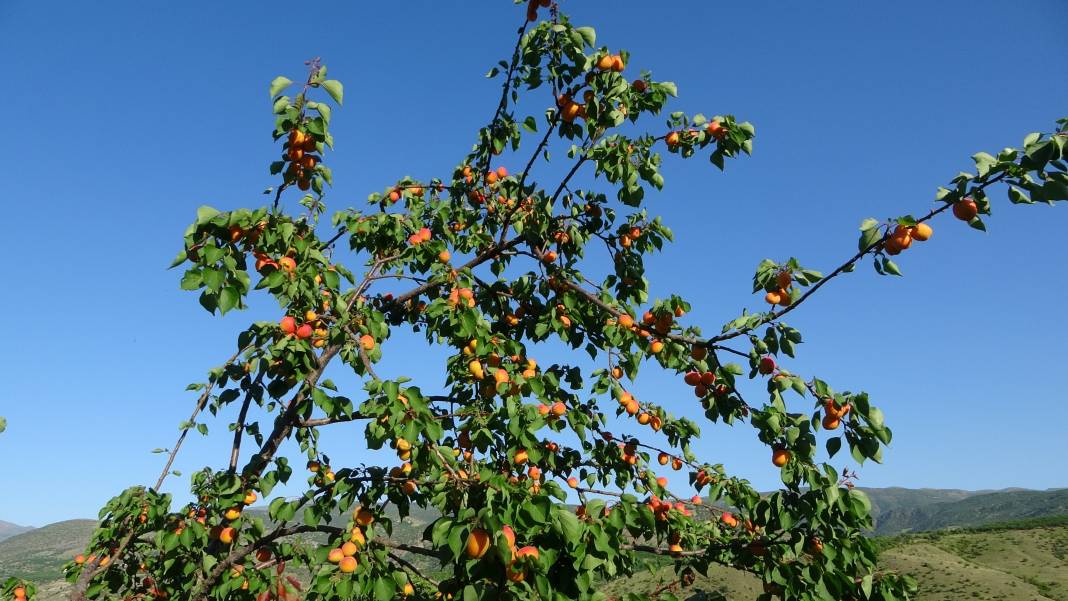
(0, 520), (34, 543)
(872, 488), (1068, 535)
(0, 520), (96, 582)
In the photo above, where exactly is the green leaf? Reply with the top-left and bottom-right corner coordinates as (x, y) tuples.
(522, 116), (538, 133)
(859, 227), (881, 251)
(374, 576), (396, 601)
(0, 416), (6, 433)
(195, 205), (220, 225)
(826, 436), (841, 458)
(322, 80), (344, 105)
(268, 76), (293, 98)
(881, 257), (902, 276)
(218, 287), (239, 314)
(574, 26), (596, 47)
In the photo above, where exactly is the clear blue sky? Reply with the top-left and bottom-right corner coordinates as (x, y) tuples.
(1, 1), (1066, 527)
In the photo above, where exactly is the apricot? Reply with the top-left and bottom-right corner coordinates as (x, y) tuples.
(551, 401), (567, 417)
(280, 316), (297, 335)
(618, 314), (635, 328)
(354, 507), (374, 527)
(219, 526), (236, 544)
(341, 541), (358, 557)
(911, 222), (933, 241)
(278, 256), (296, 272)
(632, 79), (647, 92)
(684, 371), (701, 386)
(691, 345), (708, 361)
(339, 555), (357, 573)
(758, 356), (776, 375)
(658, 452), (670, 465)
(360, 334), (375, 351)
(514, 449), (529, 464)
(706, 120), (728, 140)
(665, 131), (680, 147)
(296, 323), (313, 340)
(516, 546), (539, 560)
(625, 400), (640, 415)
(953, 198), (978, 221)
(597, 55), (614, 70)
(821, 415), (840, 430)
(771, 448), (791, 467)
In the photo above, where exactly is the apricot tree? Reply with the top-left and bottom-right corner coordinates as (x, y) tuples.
(35, 3), (1068, 601)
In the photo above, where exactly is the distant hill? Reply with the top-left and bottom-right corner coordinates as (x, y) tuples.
(869, 488), (1068, 535)
(604, 520), (1068, 601)
(0, 520), (96, 582)
(0, 520), (34, 543)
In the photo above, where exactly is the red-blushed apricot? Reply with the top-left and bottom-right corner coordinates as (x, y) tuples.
(953, 198), (979, 221)
(771, 448), (791, 467)
(758, 356), (776, 375)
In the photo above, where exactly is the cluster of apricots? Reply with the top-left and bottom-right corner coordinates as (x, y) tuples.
(447, 287), (477, 309)
(595, 52), (626, 73)
(764, 270), (795, 307)
(616, 391), (664, 431)
(279, 312), (341, 349)
(665, 119), (729, 148)
(657, 451), (686, 472)
(884, 221), (933, 256)
(682, 369), (720, 399)
(610, 306), (684, 350)
(202, 489), (258, 548)
(464, 525), (539, 583)
(253, 251), (296, 275)
(325, 507), (376, 576)
(536, 400), (568, 419)
(388, 439), (420, 495)
(306, 459), (337, 484)
(407, 227), (432, 246)
(618, 225), (642, 249)
(226, 221), (265, 246)
(820, 398), (851, 431)
(555, 93), (587, 124)
(282, 129), (318, 191)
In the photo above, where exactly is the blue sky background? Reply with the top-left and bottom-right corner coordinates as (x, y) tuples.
(1, 1), (1066, 527)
